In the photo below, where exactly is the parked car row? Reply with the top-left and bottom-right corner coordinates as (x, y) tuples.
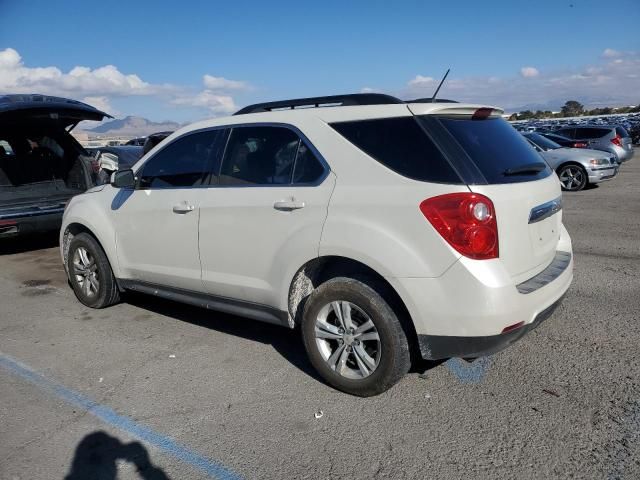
(517, 125), (634, 164)
(515, 122), (635, 191)
(513, 112), (640, 140)
(513, 114), (638, 160)
(523, 133), (618, 191)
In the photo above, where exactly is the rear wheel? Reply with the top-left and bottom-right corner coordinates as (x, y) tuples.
(67, 232), (120, 308)
(558, 164), (587, 191)
(301, 277), (411, 396)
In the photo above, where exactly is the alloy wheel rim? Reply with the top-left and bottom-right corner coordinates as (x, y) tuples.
(314, 301), (381, 379)
(72, 247), (99, 298)
(559, 166), (584, 190)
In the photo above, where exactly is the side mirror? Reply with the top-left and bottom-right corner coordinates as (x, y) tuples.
(111, 169), (136, 189)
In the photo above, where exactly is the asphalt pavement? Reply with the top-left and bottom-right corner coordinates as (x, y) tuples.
(1, 153), (639, 479)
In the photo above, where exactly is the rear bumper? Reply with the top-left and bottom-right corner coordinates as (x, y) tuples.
(418, 294), (564, 360)
(613, 145), (633, 162)
(388, 224), (573, 359)
(0, 210), (64, 237)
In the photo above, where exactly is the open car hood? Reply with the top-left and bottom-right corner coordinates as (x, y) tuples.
(0, 94), (112, 127)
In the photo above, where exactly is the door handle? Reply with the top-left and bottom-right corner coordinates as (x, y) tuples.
(172, 203), (195, 214)
(273, 199), (305, 211)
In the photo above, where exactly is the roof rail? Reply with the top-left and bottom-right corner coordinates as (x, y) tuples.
(234, 93), (404, 115)
(406, 98), (458, 104)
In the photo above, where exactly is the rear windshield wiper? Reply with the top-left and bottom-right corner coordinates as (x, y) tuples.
(502, 163), (547, 176)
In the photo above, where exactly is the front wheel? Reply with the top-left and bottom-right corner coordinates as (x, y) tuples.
(67, 232), (120, 308)
(558, 164), (588, 191)
(301, 277), (411, 396)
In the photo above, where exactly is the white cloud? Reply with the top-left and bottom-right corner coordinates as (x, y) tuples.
(408, 75), (436, 86)
(169, 74), (249, 116)
(203, 74), (250, 91)
(603, 48), (622, 58)
(360, 87), (380, 93)
(520, 66), (539, 78)
(403, 50), (640, 110)
(171, 91), (237, 115)
(0, 47), (249, 119)
(82, 96), (118, 116)
(0, 47), (21, 68)
(0, 48), (164, 97)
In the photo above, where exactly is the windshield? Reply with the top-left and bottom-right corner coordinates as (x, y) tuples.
(429, 116), (551, 184)
(524, 133), (562, 150)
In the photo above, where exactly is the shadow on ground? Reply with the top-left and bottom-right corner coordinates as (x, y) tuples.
(0, 232), (59, 255)
(125, 292), (328, 384)
(126, 292), (450, 385)
(65, 431), (170, 480)
(0, 231), (447, 384)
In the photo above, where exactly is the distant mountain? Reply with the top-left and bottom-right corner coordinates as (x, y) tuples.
(85, 116), (181, 137)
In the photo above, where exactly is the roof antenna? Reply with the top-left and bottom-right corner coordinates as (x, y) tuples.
(431, 68), (450, 102)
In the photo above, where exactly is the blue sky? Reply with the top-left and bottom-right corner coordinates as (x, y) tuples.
(1, 0), (639, 122)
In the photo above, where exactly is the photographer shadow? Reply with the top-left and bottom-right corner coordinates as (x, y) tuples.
(65, 431), (170, 480)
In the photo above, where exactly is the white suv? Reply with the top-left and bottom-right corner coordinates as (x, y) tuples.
(60, 94), (573, 396)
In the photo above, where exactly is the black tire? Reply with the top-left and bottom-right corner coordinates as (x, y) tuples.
(557, 164), (588, 191)
(67, 232), (120, 308)
(301, 276), (411, 396)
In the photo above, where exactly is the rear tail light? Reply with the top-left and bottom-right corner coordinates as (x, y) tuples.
(0, 220), (18, 226)
(572, 142), (588, 148)
(611, 135), (623, 147)
(419, 193), (499, 260)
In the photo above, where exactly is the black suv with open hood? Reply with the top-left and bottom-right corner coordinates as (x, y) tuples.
(0, 94), (110, 237)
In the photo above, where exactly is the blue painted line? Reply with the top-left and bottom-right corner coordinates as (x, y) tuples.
(444, 356), (492, 384)
(0, 352), (242, 480)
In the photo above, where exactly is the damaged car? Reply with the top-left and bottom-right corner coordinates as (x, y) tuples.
(0, 94), (110, 238)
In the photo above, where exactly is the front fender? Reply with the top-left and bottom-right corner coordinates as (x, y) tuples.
(60, 189), (120, 278)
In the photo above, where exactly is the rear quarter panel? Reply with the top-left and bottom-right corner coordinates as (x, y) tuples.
(313, 120), (465, 278)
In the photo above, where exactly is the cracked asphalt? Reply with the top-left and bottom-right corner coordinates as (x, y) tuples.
(1, 153), (639, 479)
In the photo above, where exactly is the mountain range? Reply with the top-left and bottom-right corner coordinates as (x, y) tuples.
(81, 116), (182, 137)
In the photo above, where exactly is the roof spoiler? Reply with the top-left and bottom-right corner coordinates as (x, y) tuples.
(407, 104), (505, 118)
(234, 93), (404, 115)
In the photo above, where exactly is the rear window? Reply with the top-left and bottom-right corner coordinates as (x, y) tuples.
(525, 133), (562, 150)
(557, 128), (575, 138)
(433, 117), (552, 184)
(574, 127), (611, 139)
(330, 117), (461, 183)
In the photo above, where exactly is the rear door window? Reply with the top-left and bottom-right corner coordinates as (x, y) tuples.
(219, 126), (299, 185)
(292, 143), (325, 184)
(432, 117), (552, 184)
(330, 117), (461, 183)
